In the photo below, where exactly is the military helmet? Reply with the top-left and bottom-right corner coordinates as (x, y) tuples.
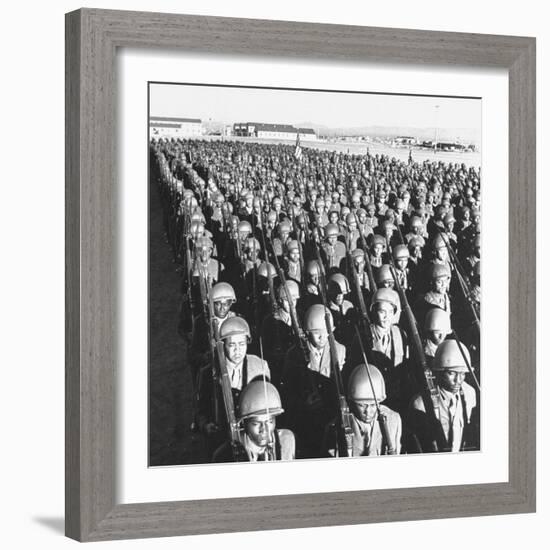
(189, 220), (204, 236)
(211, 282), (236, 303)
(238, 380), (284, 422)
(410, 216), (423, 228)
(219, 316), (251, 340)
(371, 288), (399, 312)
(325, 223), (339, 238)
(195, 236), (213, 251)
(429, 263), (451, 279)
(381, 220), (396, 233)
(328, 273), (351, 295)
(432, 339), (471, 372)
(351, 248), (365, 259)
(191, 211), (206, 223)
(286, 239), (299, 253)
(315, 197), (326, 208)
(244, 237), (261, 252)
(237, 220), (252, 234)
(432, 234), (447, 250)
(277, 279), (300, 302)
(272, 197), (282, 206)
(304, 304), (334, 333)
(266, 210), (278, 223)
(444, 212), (456, 225)
(371, 234), (386, 248)
(375, 264), (394, 285)
(258, 261), (277, 279)
(306, 260), (321, 276)
(278, 220), (292, 233)
(348, 364), (386, 402)
(408, 236), (424, 249)
(392, 244), (410, 260)
(345, 212), (357, 225)
(356, 208), (367, 217)
(424, 308), (451, 333)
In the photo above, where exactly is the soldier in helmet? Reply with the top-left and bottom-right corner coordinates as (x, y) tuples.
(364, 202), (379, 231)
(350, 248), (371, 300)
(189, 282), (237, 379)
(408, 339), (478, 452)
(405, 215), (427, 247)
(344, 212), (361, 251)
(272, 219), (292, 259)
(321, 223), (347, 272)
(347, 288), (409, 413)
(423, 308), (452, 367)
(327, 273), (355, 347)
(284, 239), (302, 284)
(197, 317), (271, 439)
(212, 381), (296, 462)
(368, 234), (387, 269)
(392, 244), (415, 298)
(282, 304), (346, 458)
(260, 280), (300, 388)
(419, 263), (452, 320)
(324, 364), (402, 456)
(300, 259), (323, 312)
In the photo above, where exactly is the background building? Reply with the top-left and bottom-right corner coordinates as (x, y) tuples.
(150, 116), (203, 138)
(233, 122), (318, 141)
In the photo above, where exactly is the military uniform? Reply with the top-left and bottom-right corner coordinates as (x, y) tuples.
(212, 429), (295, 462)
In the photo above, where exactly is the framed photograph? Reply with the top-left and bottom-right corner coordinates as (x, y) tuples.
(65, 8), (536, 542)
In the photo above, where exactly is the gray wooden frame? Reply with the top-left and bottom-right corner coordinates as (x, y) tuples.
(65, 8), (536, 542)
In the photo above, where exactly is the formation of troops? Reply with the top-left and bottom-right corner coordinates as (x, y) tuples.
(150, 136), (481, 463)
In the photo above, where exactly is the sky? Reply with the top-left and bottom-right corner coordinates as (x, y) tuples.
(149, 82), (481, 140)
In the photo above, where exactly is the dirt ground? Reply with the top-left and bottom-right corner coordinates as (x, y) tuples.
(148, 180), (207, 466)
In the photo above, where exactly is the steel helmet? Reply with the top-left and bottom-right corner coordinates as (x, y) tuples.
(351, 248), (365, 259)
(410, 216), (423, 228)
(356, 208), (367, 218)
(267, 210), (278, 223)
(408, 236), (424, 249)
(306, 260), (321, 276)
(286, 240), (299, 253)
(345, 212), (357, 225)
(244, 237), (261, 251)
(238, 380), (284, 421)
(328, 273), (351, 295)
(429, 263), (451, 279)
(371, 288), (399, 312)
(191, 211), (205, 223)
(395, 199), (405, 210)
(258, 261), (277, 279)
(272, 197), (282, 207)
(371, 234), (386, 248)
(392, 244), (410, 260)
(375, 264), (394, 285)
(444, 212), (456, 225)
(432, 339), (471, 372)
(381, 220), (396, 233)
(219, 316), (251, 341)
(341, 206), (351, 217)
(424, 308), (451, 333)
(195, 236), (213, 251)
(315, 197), (325, 208)
(211, 282), (236, 303)
(432, 234), (447, 250)
(348, 364), (387, 402)
(304, 304), (334, 333)
(278, 220), (292, 233)
(237, 220), (252, 234)
(189, 221), (204, 236)
(276, 279), (300, 302)
(325, 224), (339, 238)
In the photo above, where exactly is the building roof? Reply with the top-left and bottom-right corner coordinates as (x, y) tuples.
(297, 128), (316, 135)
(150, 116), (202, 124)
(149, 122), (181, 128)
(233, 122), (316, 134)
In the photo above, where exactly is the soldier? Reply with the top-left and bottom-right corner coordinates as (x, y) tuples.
(368, 234), (386, 269)
(408, 339), (478, 452)
(283, 305), (346, 458)
(420, 263), (452, 318)
(301, 259), (323, 312)
(325, 364), (401, 456)
(405, 215), (427, 246)
(272, 220), (292, 259)
(364, 202), (378, 231)
(260, 280), (300, 388)
(356, 208), (374, 240)
(350, 248), (371, 299)
(423, 308), (452, 368)
(212, 381), (295, 462)
(347, 288), (409, 413)
(197, 317), (271, 437)
(321, 223), (347, 272)
(392, 244), (414, 297)
(284, 239), (302, 284)
(327, 273), (355, 347)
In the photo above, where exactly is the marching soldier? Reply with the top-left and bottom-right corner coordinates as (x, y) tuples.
(325, 364), (401, 456)
(212, 381), (296, 462)
(408, 339), (478, 452)
(423, 308), (452, 368)
(283, 305), (346, 458)
(284, 239), (302, 284)
(327, 273), (355, 347)
(321, 223), (347, 272)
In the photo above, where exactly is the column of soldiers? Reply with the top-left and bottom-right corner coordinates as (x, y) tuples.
(150, 136), (481, 463)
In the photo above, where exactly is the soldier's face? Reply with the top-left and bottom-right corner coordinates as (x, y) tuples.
(351, 399), (378, 423)
(308, 330), (328, 349)
(224, 334), (248, 364)
(438, 370), (466, 394)
(327, 235), (337, 246)
(199, 247), (211, 262)
(245, 416), (276, 448)
(435, 246), (448, 261)
(289, 249), (300, 263)
(427, 329), (446, 346)
(214, 299), (232, 319)
(380, 279), (394, 289)
(373, 244), (383, 257)
(331, 292), (344, 307)
(354, 257), (365, 271)
(432, 276), (449, 294)
(358, 213), (367, 224)
(396, 258), (408, 270)
(374, 302), (394, 330)
(309, 271), (319, 285)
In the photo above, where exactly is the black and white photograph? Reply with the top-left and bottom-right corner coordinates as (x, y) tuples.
(148, 82), (481, 466)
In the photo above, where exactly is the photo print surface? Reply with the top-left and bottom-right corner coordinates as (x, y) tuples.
(148, 82), (481, 467)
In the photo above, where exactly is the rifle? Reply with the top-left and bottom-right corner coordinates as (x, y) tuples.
(439, 231), (480, 334)
(387, 260), (449, 452)
(215, 339), (248, 461)
(202, 274), (220, 426)
(350, 209), (377, 293)
(309, 215), (354, 458)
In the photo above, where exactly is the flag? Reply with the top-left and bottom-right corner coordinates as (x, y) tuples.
(294, 132), (302, 161)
